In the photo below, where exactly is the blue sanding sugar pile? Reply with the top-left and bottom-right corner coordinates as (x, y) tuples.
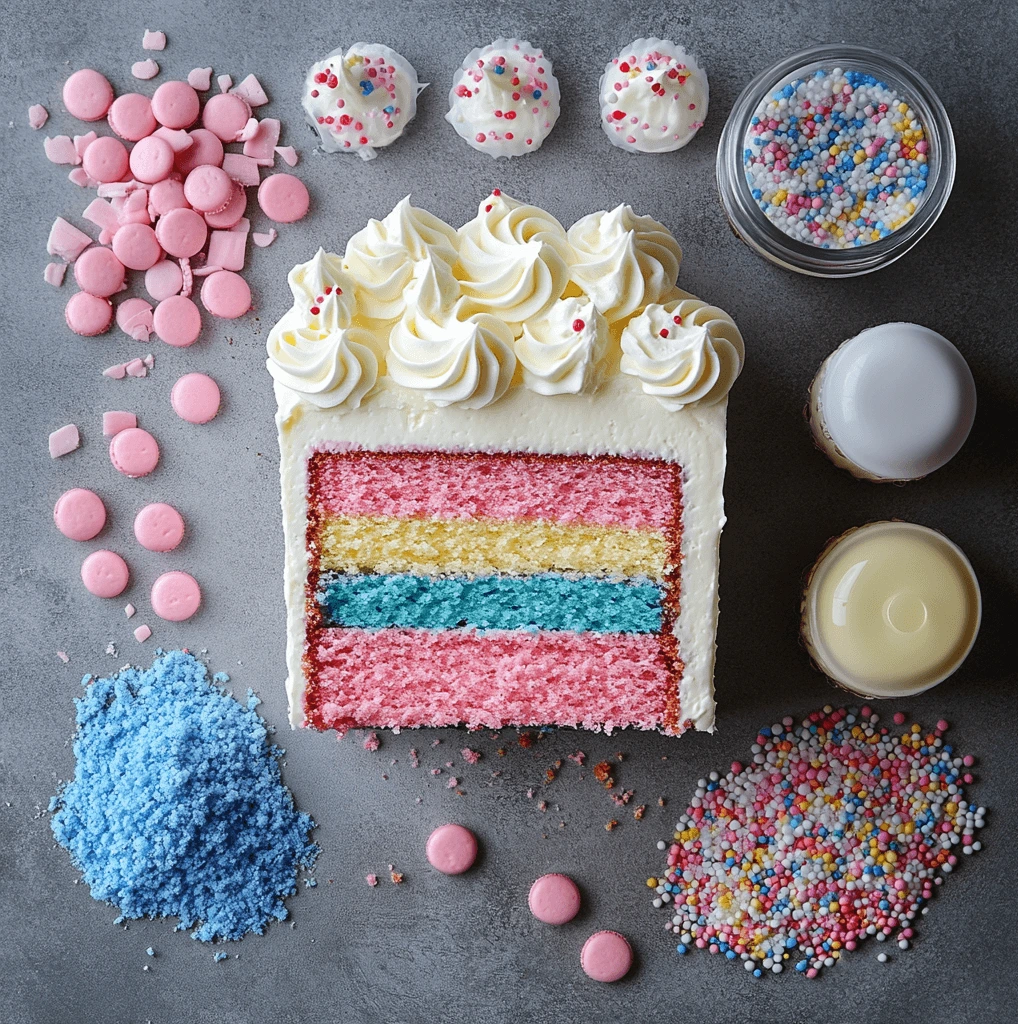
(49, 649), (318, 941)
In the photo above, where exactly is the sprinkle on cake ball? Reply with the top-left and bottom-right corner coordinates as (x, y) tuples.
(652, 707), (984, 977)
(446, 38), (561, 158)
(743, 68), (931, 248)
(599, 38), (708, 154)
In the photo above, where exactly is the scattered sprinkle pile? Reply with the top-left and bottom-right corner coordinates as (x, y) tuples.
(743, 69), (929, 248)
(50, 650), (318, 941)
(649, 706), (984, 977)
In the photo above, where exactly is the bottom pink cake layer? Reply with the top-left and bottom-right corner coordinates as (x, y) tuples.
(305, 627), (673, 733)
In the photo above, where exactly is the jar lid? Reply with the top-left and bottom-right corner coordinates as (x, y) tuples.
(819, 323), (976, 480)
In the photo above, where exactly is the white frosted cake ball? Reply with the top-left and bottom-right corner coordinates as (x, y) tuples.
(446, 38), (560, 158)
(303, 43), (423, 160)
(600, 37), (708, 154)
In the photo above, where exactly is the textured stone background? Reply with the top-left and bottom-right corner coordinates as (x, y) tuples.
(1, 1), (1016, 1022)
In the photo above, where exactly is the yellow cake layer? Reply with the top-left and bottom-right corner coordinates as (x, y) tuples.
(316, 515), (670, 581)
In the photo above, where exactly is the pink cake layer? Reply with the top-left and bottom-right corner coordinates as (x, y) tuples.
(305, 627), (674, 733)
(310, 450), (677, 532)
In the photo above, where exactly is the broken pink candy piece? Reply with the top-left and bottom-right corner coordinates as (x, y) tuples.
(221, 152), (260, 186)
(152, 80), (200, 130)
(178, 258), (193, 298)
(63, 69), (114, 122)
(125, 358), (148, 377)
(257, 173), (309, 223)
(244, 118), (280, 165)
(274, 146), (298, 167)
(190, 264), (224, 277)
(231, 73), (268, 107)
(29, 104), (49, 129)
(207, 228), (246, 271)
(65, 292), (113, 336)
(237, 117), (260, 142)
(125, 603), (136, 618)
(142, 29), (166, 50)
(109, 426), (160, 477)
(103, 362), (128, 379)
(103, 410), (137, 436)
(200, 270), (250, 319)
(57, 651), (70, 663)
(143, 353), (155, 368)
(251, 229), (277, 248)
(83, 198), (121, 244)
(68, 168), (93, 187)
(229, 216), (250, 234)
(170, 372), (221, 422)
(116, 297), (155, 340)
(44, 135), (81, 165)
(151, 571), (201, 621)
(108, 93), (157, 141)
(48, 424), (80, 458)
(217, 74), (233, 93)
(202, 92), (250, 142)
(48, 217), (93, 262)
(54, 488), (107, 541)
(188, 67), (212, 91)
(44, 262), (68, 287)
(98, 179), (143, 199)
(134, 502), (185, 551)
(132, 59), (160, 81)
(134, 624), (152, 643)
(73, 131), (98, 159)
(81, 550), (130, 598)
(152, 126), (193, 152)
(153, 294), (201, 347)
(145, 259), (184, 301)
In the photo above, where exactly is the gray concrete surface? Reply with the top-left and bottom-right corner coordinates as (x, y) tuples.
(1, 1), (1016, 1022)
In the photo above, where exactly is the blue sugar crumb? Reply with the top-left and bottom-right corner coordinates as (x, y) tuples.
(214, 951), (228, 962)
(49, 650), (318, 942)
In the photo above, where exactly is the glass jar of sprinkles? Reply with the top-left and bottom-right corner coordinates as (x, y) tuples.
(717, 45), (955, 277)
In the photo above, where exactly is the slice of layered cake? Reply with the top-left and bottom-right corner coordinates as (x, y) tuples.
(268, 192), (744, 735)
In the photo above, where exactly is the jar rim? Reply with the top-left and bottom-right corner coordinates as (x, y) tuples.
(717, 45), (956, 278)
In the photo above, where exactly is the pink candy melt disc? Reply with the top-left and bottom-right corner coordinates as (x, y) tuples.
(81, 135), (129, 183)
(144, 259), (184, 301)
(153, 294), (202, 347)
(175, 128), (224, 174)
(150, 570), (201, 621)
(201, 92), (251, 142)
(81, 549), (129, 598)
(425, 824), (478, 875)
(528, 874), (582, 925)
(112, 223), (163, 271)
(129, 135), (175, 184)
(109, 426), (160, 478)
(257, 173), (309, 223)
(134, 502), (185, 551)
(107, 93), (156, 141)
(65, 291), (113, 336)
(54, 488), (106, 541)
(63, 68), (114, 122)
(151, 80), (200, 130)
(171, 372), (221, 423)
(184, 165), (233, 213)
(200, 270), (250, 319)
(73, 246), (125, 297)
(580, 931), (633, 983)
(154, 207), (207, 258)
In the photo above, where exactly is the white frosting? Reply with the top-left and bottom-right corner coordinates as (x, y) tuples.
(516, 297), (608, 395)
(387, 258), (517, 408)
(286, 248), (358, 331)
(303, 43), (424, 161)
(621, 298), (745, 409)
(446, 38), (560, 158)
(567, 204), (682, 324)
(599, 38), (708, 154)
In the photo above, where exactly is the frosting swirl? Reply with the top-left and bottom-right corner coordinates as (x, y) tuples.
(566, 205), (682, 325)
(456, 191), (571, 328)
(343, 197), (459, 321)
(287, 248), (358, 333)
(516, 297), (608, 395)
(267, 307), (378, 409)
(387, 257), (517, 408)
(620, 297), (744, 408)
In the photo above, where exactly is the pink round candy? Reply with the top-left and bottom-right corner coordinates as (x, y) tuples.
(171, 372), (221, 423)
(155, 206), (207, 258)
(201, 92), (250, 142)
(153, 295), (202, 347)
(151, 571), (201, 621)
(175, 128), (224, 174)
(54, 488), (106, 541)
(63, 68), (114, 122)
(580, 931), (633, 983)
(144, 260), (184, 301)
(184, 165), (233, 213)
(107, 93), (157, 141)
(425, 824), (478, 875)
(112, 223), (163, 271)
(134, 502), (185, 551)
(65, 291), (113, 336)
(129, 135), (175, 184)
(116, 297), (154, 336)
(528, 874), (581, 925)
(151, 81), (200, 130)
(258, 173), (309, 223)
(110, 427), (160, 478)
(201, 271), (250, 319)
(73, 246), (125, 298)
(203, 182), (247, 229)
(80, 135), (129, 183)
(148, 178), (190, 217)
(81, 550), (129, 598)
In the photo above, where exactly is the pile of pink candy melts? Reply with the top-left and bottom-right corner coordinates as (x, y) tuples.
(43, 60), (309, 341)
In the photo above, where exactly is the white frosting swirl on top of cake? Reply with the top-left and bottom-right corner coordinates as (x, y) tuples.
(566, 205), (683, 325)
(620, 297), (744, 408)
(287, 248), (358, 333)
(387, 257), (517, 409)
(516, 297), (608, 395)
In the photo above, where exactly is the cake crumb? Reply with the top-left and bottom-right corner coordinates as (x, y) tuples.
(430, 768), (441, 776)
(362, 731), (380, 752)
(390, 870), (403, 885)
(460, 747), (481, 764)
(57, 651), (70, 663)
(447, 777), (458, 788)
(568, 751), (586, 765)
(605, 819), (619, 831)
(658, 797), (666, 807)
(611, 789), (634, 807)
(526, 788), (535, 799)
(518, 732), (533, 749)
(538, 800), (548, 812)
(545, 767), (557, 783)
(431, 739), (441, 747)
(409, 748), (419, 767)
(593, 761), (614, 786)
(634, 804), (646, 820)
(365, 874), (378, 887)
